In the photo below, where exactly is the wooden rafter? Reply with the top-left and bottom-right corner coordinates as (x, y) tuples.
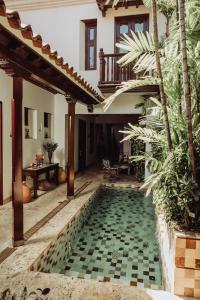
(0, 0), (104, 104)
(96, 0), (144, 16)
(0, 25), (99, 104)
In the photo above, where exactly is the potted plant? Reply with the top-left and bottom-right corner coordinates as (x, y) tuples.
(43, 141), (58, 164)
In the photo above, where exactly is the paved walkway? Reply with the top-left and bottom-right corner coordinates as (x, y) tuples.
(0, 167), (138, 252)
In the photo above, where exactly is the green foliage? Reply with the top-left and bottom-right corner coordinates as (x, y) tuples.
(103, 0), (200, 231)
(130, 138), (145, 181)
(43, 142), (58, 153)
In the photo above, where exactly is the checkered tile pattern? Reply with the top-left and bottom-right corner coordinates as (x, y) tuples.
(175, 237), (200, 298)
(61, 187), (162, 289)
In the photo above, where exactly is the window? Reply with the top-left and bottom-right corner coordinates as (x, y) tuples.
(84, 20), (97, 70)
(115, 15), (149, 53)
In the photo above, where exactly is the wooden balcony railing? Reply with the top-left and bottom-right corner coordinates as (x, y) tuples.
(98, 48), (159, 94)
(99, 48), (136, 84)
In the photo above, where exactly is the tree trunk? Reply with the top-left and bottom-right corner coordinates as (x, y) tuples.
(166, 17), (170, 38)
(176, 0), (182, 115)
(178, 0), (196, 178)
(152, 0), (173, 152)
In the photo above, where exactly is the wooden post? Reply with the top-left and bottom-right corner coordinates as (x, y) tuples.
(99, 48), (105, 83)
(66, 95), (76, 199)
(0, 101), (2, 206)
(12, 76), (24, 247)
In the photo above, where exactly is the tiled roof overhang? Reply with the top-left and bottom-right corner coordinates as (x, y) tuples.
(96, 0), (143, 16)
(0, 0), (103, 105)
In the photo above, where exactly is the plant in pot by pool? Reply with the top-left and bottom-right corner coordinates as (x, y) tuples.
(43, 141), (58, 164)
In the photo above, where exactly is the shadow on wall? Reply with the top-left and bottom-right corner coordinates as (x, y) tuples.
(55, 148), (65, 166)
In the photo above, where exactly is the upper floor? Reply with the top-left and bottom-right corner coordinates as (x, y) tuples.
(5, 0), (166, 94)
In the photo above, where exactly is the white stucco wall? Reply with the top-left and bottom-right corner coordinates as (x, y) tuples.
(23, 82), (55, 167)
(0, 2), (165, 201)
(0, 69), (55, 202)
(0, 70), (12, 201)
(18, 2), (166, 91)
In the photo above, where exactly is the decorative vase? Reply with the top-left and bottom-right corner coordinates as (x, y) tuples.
(48, 151), (53, 164)
(58, 167), (67, 184)
(22, 181), (32, 204)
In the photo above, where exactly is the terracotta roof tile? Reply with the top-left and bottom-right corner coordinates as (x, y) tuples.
(0, 0), (103, 102)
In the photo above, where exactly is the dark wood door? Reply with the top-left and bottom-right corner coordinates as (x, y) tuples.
(115, 14), (149, 53)
(78, 119), (86, 172)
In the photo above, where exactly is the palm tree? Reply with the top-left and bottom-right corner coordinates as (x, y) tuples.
(152, 0), (173, 152)
(178, 0), (196, 179)
(102, 0), (200, 228)
(104, 0), (173, 152)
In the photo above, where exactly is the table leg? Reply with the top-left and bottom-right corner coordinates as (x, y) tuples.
(46, 170), (50, 182)
(55, 165), (59, 186)
(33, 175), (38, 199)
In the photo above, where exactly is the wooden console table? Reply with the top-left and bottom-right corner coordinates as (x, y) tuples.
(23, 163), (59, 199)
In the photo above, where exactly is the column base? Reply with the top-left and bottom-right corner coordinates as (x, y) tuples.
(13, 239), (24, 247)
(67, 195), (75, 200)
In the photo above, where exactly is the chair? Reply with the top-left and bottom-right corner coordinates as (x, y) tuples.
(102, 159), (119, 180)
(118, 153), (131, 175)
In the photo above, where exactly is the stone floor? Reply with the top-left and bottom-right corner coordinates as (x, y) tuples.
(0, 167), (197, 300)
(0, 272), (187, 300)
(0, 167), (138, 252)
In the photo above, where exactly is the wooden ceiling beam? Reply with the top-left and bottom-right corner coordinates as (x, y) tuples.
(96, 0), (143, 16)
(0, 24), (99, 104)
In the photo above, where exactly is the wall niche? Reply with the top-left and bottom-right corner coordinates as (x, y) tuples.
(24, 107), (37, 139)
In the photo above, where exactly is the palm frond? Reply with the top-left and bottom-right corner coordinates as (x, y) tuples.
(119, 123), (166, 144)
(105, 0), (127, 7)
(117, 31), (156, 73)
(103, 77), (160, 111)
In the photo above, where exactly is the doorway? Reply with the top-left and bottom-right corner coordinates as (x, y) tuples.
(78, 119), (86, 172)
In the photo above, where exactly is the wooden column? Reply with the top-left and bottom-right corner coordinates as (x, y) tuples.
(0, 101), (3, 206)
(12, 76), (24, 247)
(66, 95), (76, 199)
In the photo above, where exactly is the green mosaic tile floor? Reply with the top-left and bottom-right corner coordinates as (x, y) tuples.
(62, 187), (162, 289)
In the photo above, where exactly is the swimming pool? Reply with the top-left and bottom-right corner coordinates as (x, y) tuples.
(32, 186), (162, 289)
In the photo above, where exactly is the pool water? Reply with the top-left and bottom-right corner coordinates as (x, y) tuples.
(61, 187), (162, 289)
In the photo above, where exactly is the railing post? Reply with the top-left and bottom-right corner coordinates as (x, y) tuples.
(99, 48), (105, 83)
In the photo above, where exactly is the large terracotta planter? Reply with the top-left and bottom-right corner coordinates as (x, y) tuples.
(22, 181), (32, 204)
(58, 167), (67, 184)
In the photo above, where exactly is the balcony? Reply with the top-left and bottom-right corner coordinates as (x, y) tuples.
(98, 48), (159, 94)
